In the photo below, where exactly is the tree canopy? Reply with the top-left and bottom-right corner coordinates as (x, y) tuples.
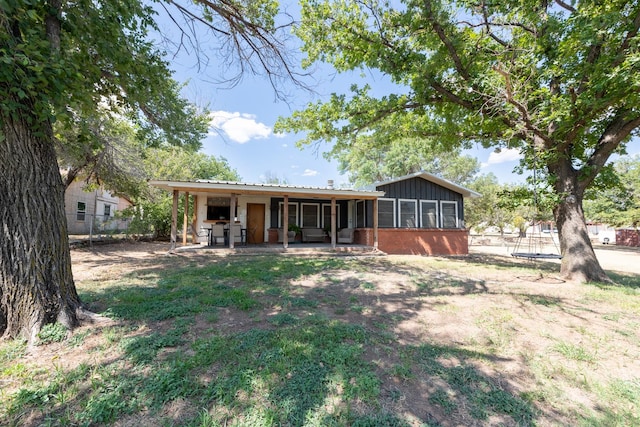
(277, 0), (640, 283)
(1, 0), (300, 341)
(332, 136), (480, 188)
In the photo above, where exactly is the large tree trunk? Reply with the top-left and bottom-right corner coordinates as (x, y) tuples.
(0, 108), (83, 343)
(552, 162), (611, 283)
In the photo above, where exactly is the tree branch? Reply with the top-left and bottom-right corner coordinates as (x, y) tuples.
(492, 65), (551, 145)
(581, 113), (640, 190)
(612, 7), (640, 68)
(554, 0), (576, 13)
(163, 0), (308, 100)
(430, 80), (475, 110)
(45, 0), (62, 53)
(424, 0), (470, 81)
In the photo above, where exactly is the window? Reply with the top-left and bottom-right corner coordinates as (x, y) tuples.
(441, 201), (458, 228)
(420, 200), (438, 228)
(301, 203), (320, 228)
(356, 201), (366, 228)
(378, 198), (395, 228)
(279, 202), (298, 228)
(207, 197), (231, 221)
(76, 202), (86, 221)
(398, 199), (417, 228)
(322, 204), (340, 230)
(103, 204), (111, 221)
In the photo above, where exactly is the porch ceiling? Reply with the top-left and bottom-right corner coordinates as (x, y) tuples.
(149, 179), (385, 200)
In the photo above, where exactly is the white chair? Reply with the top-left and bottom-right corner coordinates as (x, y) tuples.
(337, 228), (354, 244)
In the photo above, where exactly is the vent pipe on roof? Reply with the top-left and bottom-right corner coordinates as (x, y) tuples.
(327, 179), (334, 189)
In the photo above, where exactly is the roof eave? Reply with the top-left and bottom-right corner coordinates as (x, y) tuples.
(148, 180), (384, 200)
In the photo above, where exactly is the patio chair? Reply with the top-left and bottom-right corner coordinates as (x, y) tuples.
(337, 228), (354, 244)
(225, 223), (247, 245)
(210, 224), (225, 245)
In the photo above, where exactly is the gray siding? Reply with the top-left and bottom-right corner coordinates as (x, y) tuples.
(375, 177), (466, 226)
(376, 177), (463, 202)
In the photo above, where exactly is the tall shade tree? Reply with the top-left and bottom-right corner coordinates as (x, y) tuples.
(333, 136), (480, 187)
(277, 0), (640, 283)
(0, 0), (298, 342)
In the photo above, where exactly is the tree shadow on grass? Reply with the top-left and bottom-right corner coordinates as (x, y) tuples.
(462, 253), (562, 274)
(8, 252), (636, 425)
(67, 256), (540, 426)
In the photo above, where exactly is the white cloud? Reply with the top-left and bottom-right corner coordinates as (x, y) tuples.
(209, 111), (272, 144)
(302, 169), (319, 177)
(483, 148), (522, 167)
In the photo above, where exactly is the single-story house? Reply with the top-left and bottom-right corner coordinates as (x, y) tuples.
(149, 171), (480, 255)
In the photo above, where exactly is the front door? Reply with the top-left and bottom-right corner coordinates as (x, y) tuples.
(246, 203), (265, 244)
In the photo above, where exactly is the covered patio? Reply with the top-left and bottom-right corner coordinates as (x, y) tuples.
(149, 179), (384, 252)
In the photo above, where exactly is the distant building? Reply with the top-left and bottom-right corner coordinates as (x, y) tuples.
(64, 179), (132, 234)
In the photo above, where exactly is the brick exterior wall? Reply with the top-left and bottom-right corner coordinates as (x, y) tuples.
(616, 229), (640, 247)
(268, 227), (469, 255)
(355, 228), (469, 255)
(268, 228), (279, 244)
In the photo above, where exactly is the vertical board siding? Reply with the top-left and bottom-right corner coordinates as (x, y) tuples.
(376, 177), (466, 225)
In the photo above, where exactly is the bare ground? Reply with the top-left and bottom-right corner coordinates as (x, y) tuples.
(10, 241), (640, 426)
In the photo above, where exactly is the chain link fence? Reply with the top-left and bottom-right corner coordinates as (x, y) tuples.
(67, 213), (151, 247)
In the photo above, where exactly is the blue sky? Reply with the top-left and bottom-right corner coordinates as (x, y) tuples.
(154, 4), (640, 189)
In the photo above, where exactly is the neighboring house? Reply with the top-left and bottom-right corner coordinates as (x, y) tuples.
(64, 179), (132, 234)
(150, 171), (480, 255)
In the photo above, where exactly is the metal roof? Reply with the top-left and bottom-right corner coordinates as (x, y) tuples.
(148, 179), (384, 200)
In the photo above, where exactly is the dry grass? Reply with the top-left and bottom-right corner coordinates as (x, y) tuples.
(0, 241), (638, 426)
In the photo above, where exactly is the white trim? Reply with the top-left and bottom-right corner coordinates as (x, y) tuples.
(419, 200), (439, 228)
(440, 201), (459, 228)
(278, 202), (298, 228)
(398, 199), (418, 228)
(377, 198), (396, 228)
(301, 202), (320, 228)
(322, 203), (340, 229)
(76, 201), (86, 222)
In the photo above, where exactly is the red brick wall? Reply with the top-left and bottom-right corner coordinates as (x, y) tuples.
(616, 229), (640, 247)
(355, 228), (469, 255)
(268, 228), (279, 244)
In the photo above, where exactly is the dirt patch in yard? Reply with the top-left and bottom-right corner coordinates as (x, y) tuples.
(4, 241), (639, 426)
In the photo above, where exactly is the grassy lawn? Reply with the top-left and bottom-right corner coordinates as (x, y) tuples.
(1, 247), (639, 426)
